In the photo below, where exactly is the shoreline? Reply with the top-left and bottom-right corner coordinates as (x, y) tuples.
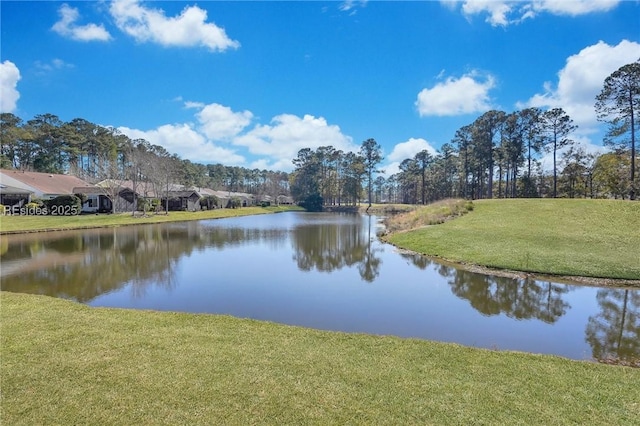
(3, 206), (638, 287)
(378, 200), (640, 289)
(385, 241), (640, 288)
(0, 206), (302, 235)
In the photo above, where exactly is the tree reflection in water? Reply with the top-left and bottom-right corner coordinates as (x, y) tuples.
(402, 253), (573, 323)
(291, 214), (382, 282)
(586, 289), (640, 365)
(1, 226), (192, 302)
(0, 222), (289, 302)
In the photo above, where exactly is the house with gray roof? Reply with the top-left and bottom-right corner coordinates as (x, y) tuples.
(0, 183), (33, 207)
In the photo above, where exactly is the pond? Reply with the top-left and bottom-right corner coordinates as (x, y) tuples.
(1, 212), (638, 363)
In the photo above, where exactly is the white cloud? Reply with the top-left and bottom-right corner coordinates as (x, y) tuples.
(194, 103), (253, 140)
(109, 0), (240, 51)
(531, 0), (620, 16)
(34, 58), (74, 75)
(416, 72), (496, 116)
(522, 40), (640, 133)
(339, 0), (368, 13)
(384, 138), (438, 176)
(461, 0), (516, 26)
(117, 123), (245, 165)
(115, 105), (356, 172)
(233, 114), (356, 171)
(248, 158), (276, 171)
(0, 60), (21, 113)
(52, 4), (112, 42)
(184, 100), (204, 109)
(443, 1), (621, 26)
(388, 138), (438, 162)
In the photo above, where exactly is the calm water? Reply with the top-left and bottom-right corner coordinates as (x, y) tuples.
(2, 212), (638, 363)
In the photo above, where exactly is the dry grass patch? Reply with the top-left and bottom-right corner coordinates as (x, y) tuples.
(383, 198), (473, 233)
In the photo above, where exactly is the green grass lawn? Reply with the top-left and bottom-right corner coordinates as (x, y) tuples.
(2, 292), (638, 425)
(386, 199), (640, 280)
(0, 205), (303, 234)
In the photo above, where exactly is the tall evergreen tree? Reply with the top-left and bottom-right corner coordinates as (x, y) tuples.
(540, 108), (577, 198)
(452, 124), (474, 199)
(414, 150), (433, 204)
(27, 114), (65, 173)
(291, 148), (322, 209)
(595, 59), (640, 200)
(471, 110), (505, 199)
(519, 107), (543, 197)
(0, 113), (23, 168)
(359, 138), (383, 209)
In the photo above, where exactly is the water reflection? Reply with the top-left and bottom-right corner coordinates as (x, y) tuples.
(402, 252), (573, 323)
(441, 266), (572, 323)
(1, 212), (638, 362)
(586, 289), (640, 364)
(2, 224), (275, 301)
(291, 214), (382, 282)
(1, 226), (195, 301)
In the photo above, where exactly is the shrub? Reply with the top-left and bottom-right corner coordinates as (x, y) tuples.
(300, 194), (323, 212)
(137, 198), (151, 212)
(200, 195), (219, 210)
(30, 198), (46, 208)
(0, 204), (5, 215)
(22, 202), (46, 215)
(149, 199), (164, 213)
(74, 193), (88, 205)
(45, 195), (81, 216)
(228, 197), (242, 209)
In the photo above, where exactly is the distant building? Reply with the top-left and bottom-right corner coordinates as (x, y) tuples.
(0, 169), (92, 208)
(0, 169), (285, 213)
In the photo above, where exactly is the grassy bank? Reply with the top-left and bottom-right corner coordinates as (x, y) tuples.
(2, 292), (638, 425)
(385, 199), (640, 281)
(0, 205), (303, 234)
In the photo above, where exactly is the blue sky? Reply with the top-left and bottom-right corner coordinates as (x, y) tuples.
(1, 1), (639, 174)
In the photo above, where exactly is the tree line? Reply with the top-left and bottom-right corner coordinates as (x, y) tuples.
(291, 59), (639, 204)
(0, 114), (291, 202)
(289, 138), (383, 210)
